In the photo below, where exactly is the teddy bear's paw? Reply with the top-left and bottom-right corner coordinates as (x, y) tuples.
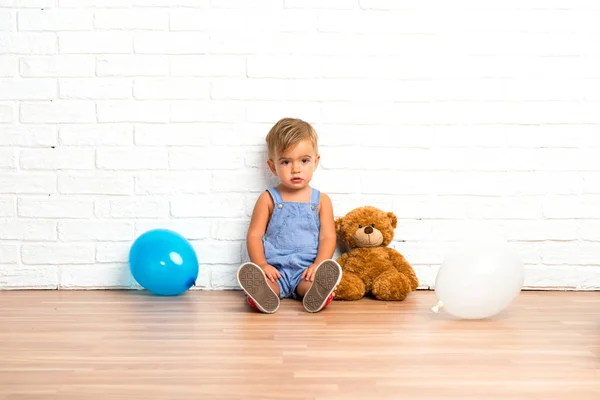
(372, 273), (412, 301)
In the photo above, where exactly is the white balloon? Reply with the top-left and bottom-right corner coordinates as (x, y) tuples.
(434, 242), (524, 319)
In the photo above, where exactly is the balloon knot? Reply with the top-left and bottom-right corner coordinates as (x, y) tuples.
(432, 301), (444, 313)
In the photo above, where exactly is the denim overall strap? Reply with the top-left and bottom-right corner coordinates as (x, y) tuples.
(310, 188), (320, 206)
(266, 187), (283, 204)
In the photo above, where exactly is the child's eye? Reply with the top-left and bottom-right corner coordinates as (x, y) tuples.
(281, 160), (289, 165)
(302, 158), (310, 163)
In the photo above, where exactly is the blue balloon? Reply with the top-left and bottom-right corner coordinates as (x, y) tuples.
(129, 229), (199, 296)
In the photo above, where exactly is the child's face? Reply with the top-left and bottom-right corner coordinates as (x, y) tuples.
(267, 139), (320, 191)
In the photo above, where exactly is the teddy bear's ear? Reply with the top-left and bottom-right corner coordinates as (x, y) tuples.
(387, 212), (397, 229)
(335, 217), (343, 235)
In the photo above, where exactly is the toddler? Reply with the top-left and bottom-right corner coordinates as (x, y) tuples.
(236, 118), (342, 313)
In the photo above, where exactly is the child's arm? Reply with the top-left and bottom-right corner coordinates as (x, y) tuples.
(314, 193), (336, 264)
(247, 192), (281, 283)
(302, 193), (336, 281)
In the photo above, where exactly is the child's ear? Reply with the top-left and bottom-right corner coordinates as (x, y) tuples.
(335, 217), (343, 235)
(314, 154), (320, 170)
(266, 159), (277, 175)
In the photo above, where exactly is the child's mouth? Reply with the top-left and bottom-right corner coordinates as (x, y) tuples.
(291, 178), (302, 183)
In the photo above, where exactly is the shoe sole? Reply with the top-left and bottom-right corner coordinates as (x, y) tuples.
(303, 260), (342, 313)
(237, 263), (280, 314)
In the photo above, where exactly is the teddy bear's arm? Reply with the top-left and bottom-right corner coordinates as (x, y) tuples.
(385, 248), (419, 291)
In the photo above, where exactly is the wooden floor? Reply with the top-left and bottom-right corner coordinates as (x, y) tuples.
(0, 290), (598, 400)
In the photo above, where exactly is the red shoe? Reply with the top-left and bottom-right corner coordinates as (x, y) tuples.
(303, 260), (342, 313)
(237, 263), (280, 314)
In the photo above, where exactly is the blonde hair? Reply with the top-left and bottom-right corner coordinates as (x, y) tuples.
(265, 118), (318, 160)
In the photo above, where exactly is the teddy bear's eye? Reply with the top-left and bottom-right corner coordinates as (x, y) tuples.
(358, 224), (362, 228)
(371, 224), (375, 227)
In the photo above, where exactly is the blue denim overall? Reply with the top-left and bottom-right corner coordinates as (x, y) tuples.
(263, 187), (320, 299)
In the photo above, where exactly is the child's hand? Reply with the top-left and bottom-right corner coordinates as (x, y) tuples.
(301, 264), (317, 282)
(259, 263), (281, 283)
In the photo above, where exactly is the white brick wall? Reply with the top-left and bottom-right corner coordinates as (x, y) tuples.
(1, 1), (599, 291)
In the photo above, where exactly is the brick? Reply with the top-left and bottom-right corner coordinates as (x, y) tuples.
(505, 220), (579, 242)
(523, 265), (579, 290)
(210, 264), (240, 289)
(211, 171), (268, 193)
(170, 55), (245, 77)
(133, 78), (210, 100)
(211, 219), (248, 241)
(0, 33), (56, 54)
(134, 220), (211, 240)
(245, 102), (321, 123)
(583, 173), (600, 194)
(0, 244), (18, 264)
(0, 198), (14, 217)
(94, 197), (169, 219)
(94, 9), (168, 30)
(20, 148), (94, 170)
(20, 101), (95, 123)
(0, 0), (54, 7)
(0, 10), (14, 31)
(96, 147), (168, 170)
(209, 32), (290, 55)
(20, 55), (95, 77)
(59, 78), (132, 100)
(247, 56), (321, 78)
(58, 221), (133, 241)
(60, 264), (132, 289)
(18, 197), (94, 219)
(97, 101), (169, 123)
(576, 266), (600, 290)
(0, 173), (56, 194)
(0, 219), (56, 240)
(0, 149), (16, 169)
(134, 124), (210, 146)
(18, 9), (93, 31)
(59, 124), (133, 146)
(96, 243), (130, 263)
(0, 126), (56, 146)
(192, 240), (241, 264)
(285, 0), (356, 9)
(22, 243), (94, 265)
(542, 244), (600, 266)
(0, 265), (58, 289)
(543, 196), (600, 219)
(169, 147), (244, 170)
(312, 170), (360, 194)
(507, 172), (583, 196)
(170, 101), (244, 122)
(212, 0), (281, 8)
(134, 32), (208, 54)
(171, 195), (246, 218)
(0, 55), (16, 77)
(0, 102), (15, 123)
(135, 172), (211, 195)
(581, 221), (600, 241)
(97, 55), (169, 77)
(59, 32), (132, 54)
(58, 173), (133, 195)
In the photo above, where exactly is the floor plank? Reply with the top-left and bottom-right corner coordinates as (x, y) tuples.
(0, 290), (598, 399)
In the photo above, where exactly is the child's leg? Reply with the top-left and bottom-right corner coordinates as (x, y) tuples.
(237, 262), (280, 313)
(298, 260), (342, 313)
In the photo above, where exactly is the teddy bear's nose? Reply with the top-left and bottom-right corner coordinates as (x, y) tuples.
(364, 226), (373, 234)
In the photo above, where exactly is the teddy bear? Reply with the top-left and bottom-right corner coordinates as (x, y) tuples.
(334, 206), (419, 301)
